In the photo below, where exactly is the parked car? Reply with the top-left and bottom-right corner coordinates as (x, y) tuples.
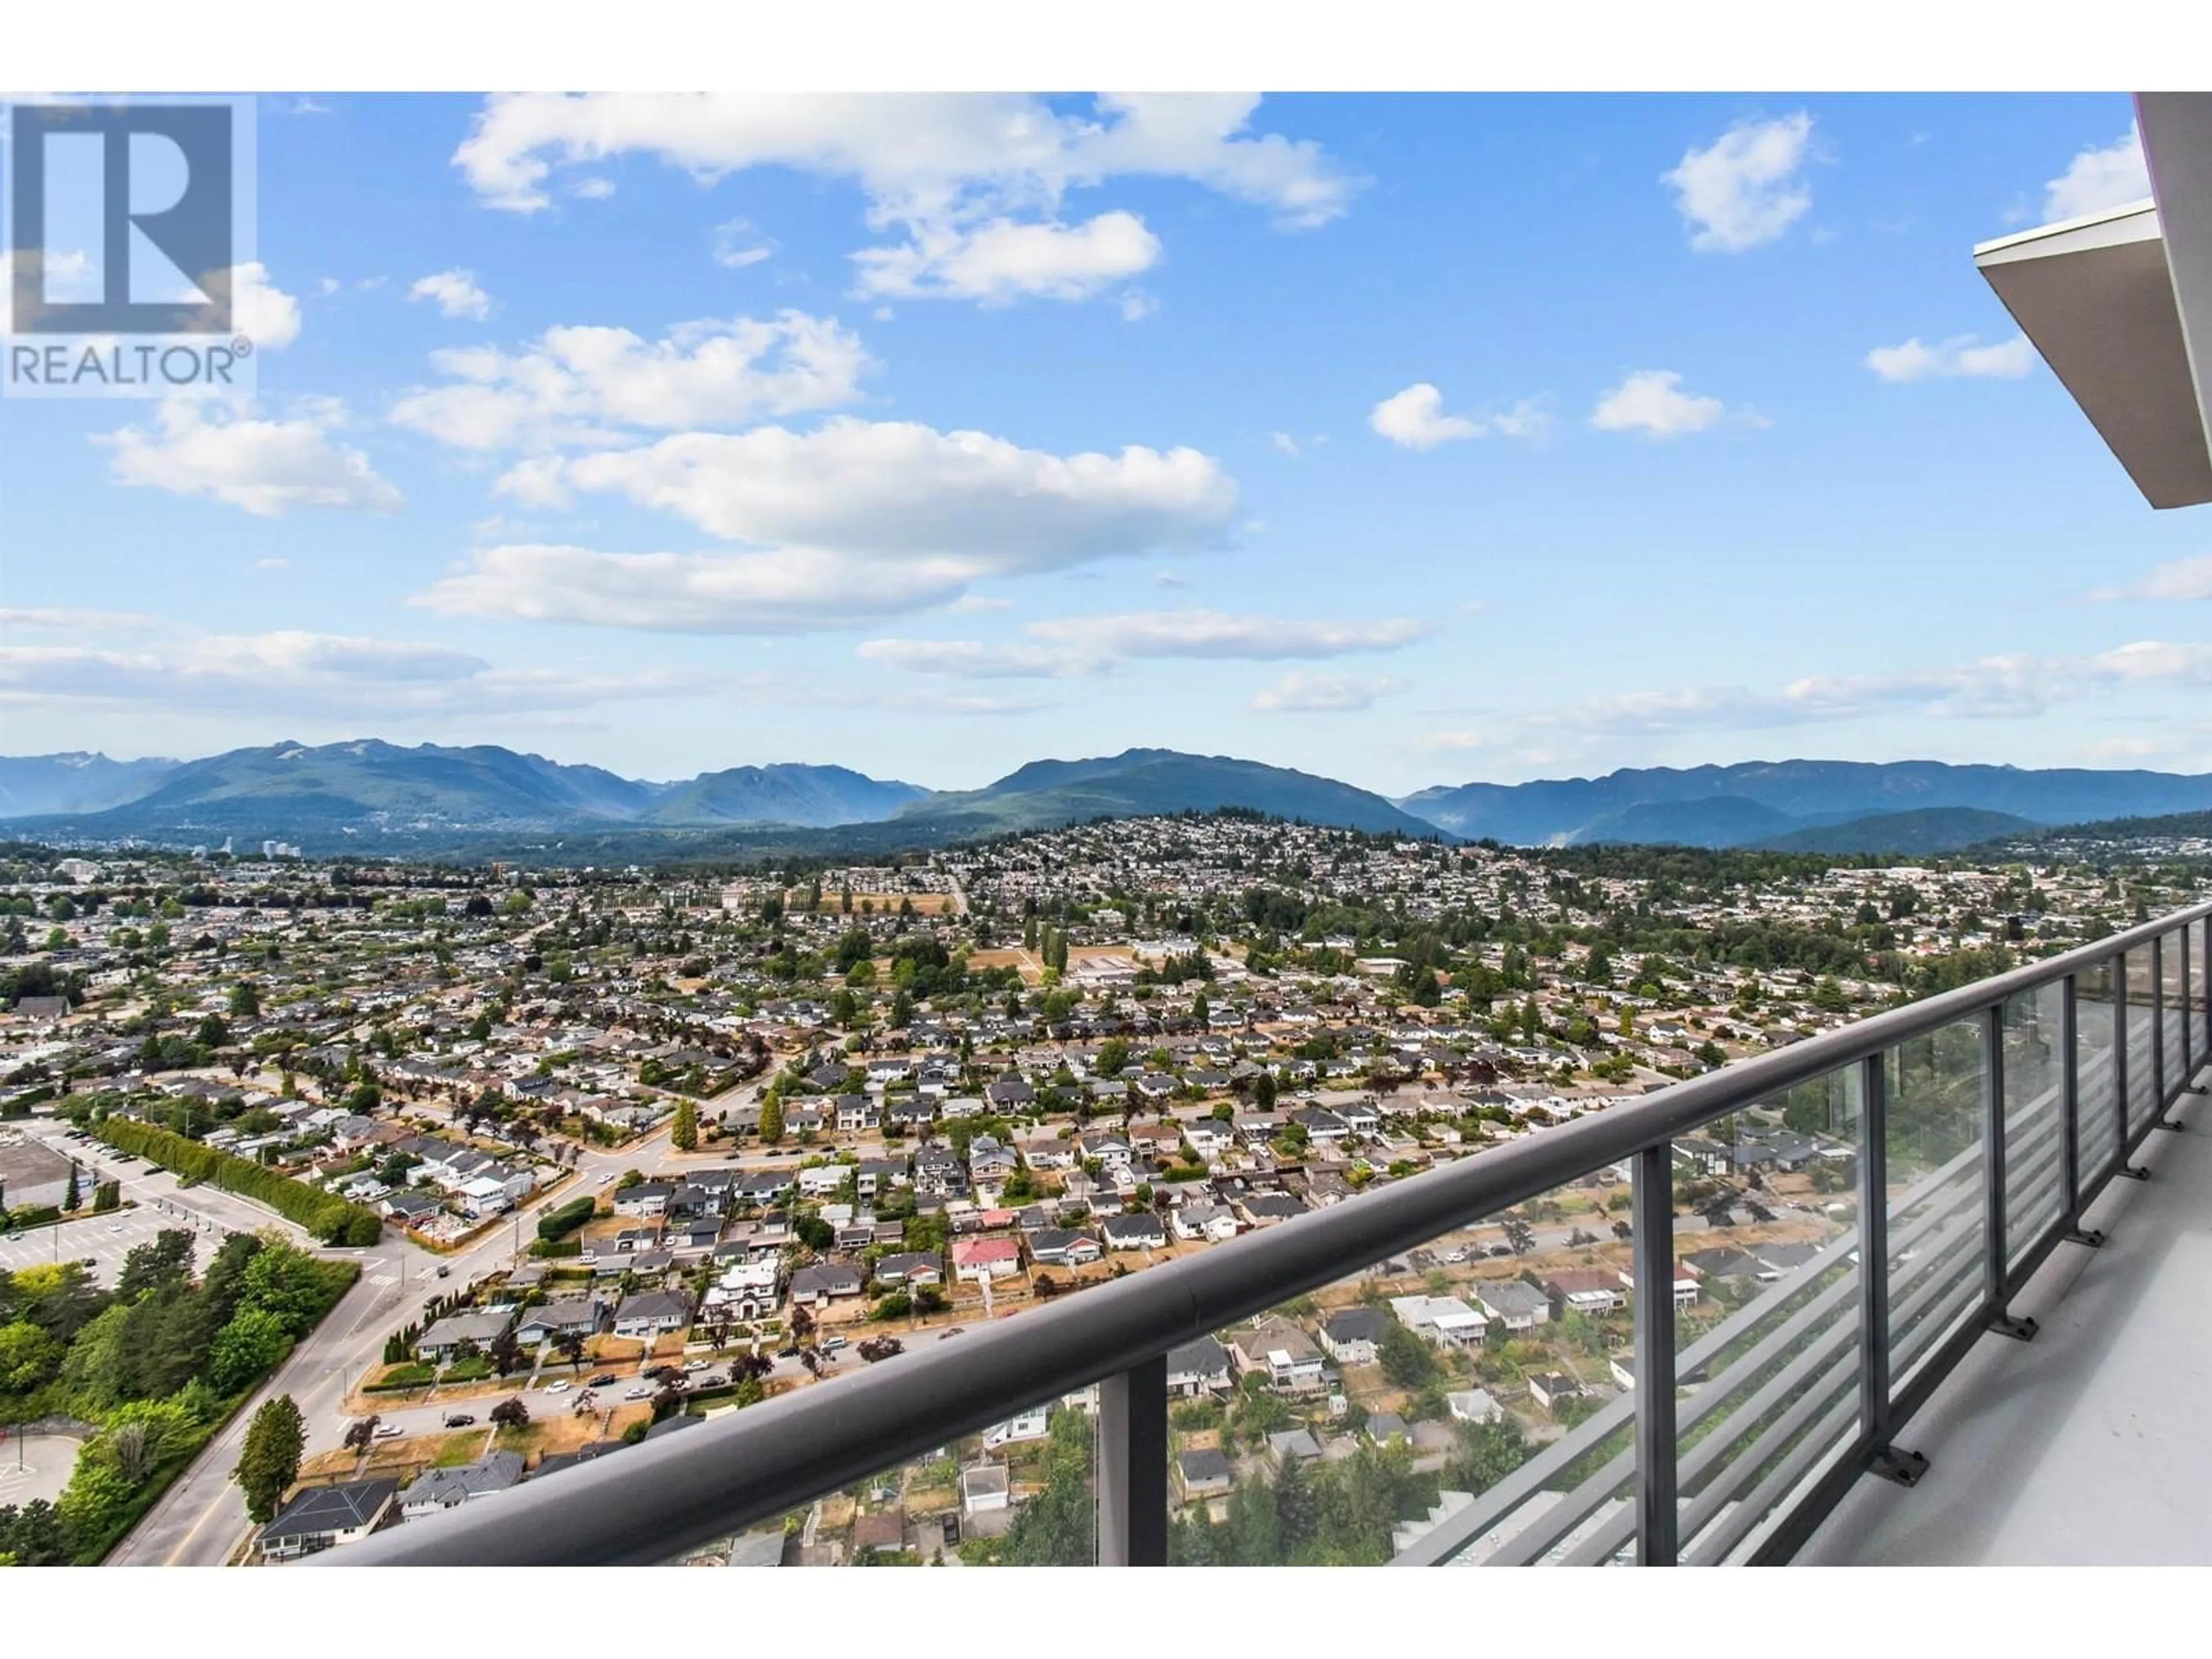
(546, 1380), (571, 1393)
(81, 1257), (97, 1268)
(587, 1373), (618, 1388)
(444, 1413), (476, 1428)
(623, 1384), (650, 1400)
(694, 1374), (724, 1389)
(434, 1265), (450, 1278)
(775, 1346), (799, 1359)
(821, 1336), (847, 1352)
(372, 1422), (404, 1440)
(682, 1358), (710, 1371)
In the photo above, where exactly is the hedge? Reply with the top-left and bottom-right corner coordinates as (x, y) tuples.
(535, 1195), (595, 1242)
(90, 1117), (384, 1245)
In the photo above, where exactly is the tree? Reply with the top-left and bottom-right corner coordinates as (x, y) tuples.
(758, 1094), (786, 1146)
(63, 1164), (80, 1213)
(489, 1325), (523, 1378)
(343, 1414), (380, 1455)
(1252, 1070), (1279, 1111)
(1377, 1321), (1441, 1390)
(1095, 1037), (1131, 1077)
(554, 1330), (588, 1372)
(857, 1335), (903, 1362)
(671, 1099), (699, 1153)
(209, 1306), (294, 1395)
(236, 1395), (305, 1524)
(1501, 1215), (1536, 1255)
(489, 1396), (530, 1429)
(229, 980), (262, 1018)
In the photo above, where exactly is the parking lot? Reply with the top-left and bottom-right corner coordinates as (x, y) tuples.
(0, 1198), (223, 1287)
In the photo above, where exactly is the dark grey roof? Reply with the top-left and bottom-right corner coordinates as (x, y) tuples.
(259, 1478), (398, 1541)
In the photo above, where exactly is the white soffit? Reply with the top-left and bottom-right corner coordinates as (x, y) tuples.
(1976, 195), (2212, 510)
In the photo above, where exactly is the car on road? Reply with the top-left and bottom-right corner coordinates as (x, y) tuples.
(108, 1224), (124, 1234)
(775, 1346), (798, 1359)
(937, 1327), (964, 1340)
(623, 1384), (650, 1399)
(435, 1265), (450, 1278)
(546, 1380), (571, 1393)
(81, 1257), (97, 1268)
(682, 1358), (709, 1371)
(372, 1422), (404, 1440)
(587, 1373), (618, 1388)
(821, 1336), (847, 1352)
(597, 1172), (615, 1185)
(694, 1374), (724, 1389)
(444, 1414), (476, 1428)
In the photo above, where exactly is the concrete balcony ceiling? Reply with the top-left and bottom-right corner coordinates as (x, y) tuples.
(1976, 93), (2212, 509)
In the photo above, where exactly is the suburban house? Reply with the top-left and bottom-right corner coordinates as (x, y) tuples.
(256, 1478), (400, 1559)
(1318, 1305), (1392, 1368)
(788, 1262), (866, 1305)
(414, 1309), (515, 1362)
(1618, 1264), (1702, 1309)
(1027, 1228), (1104, 1269)
(1171, 1202), (1241, 1243)
(1165, 1335), (1233, 1397)
(704, 1256), (782, 1320)
(400, 1450), (525, 1516)
(1388, 1293), (1490, 1347)
(516, 1298), (605, 1347)
(613, 1181), (675, 1218)
(961, 1464), (1009, 1518)
(1473, 1280), (1551, 1333)
(611, 1289), (695, 1339)
(951, 1236), (1023, 1283)
(1176, 1447), (1234, 1500)
(1542, 1268), (1627, 1317)
(1100, 1211), (1167, 1252)
(1448, 1388), (1505, 1424)
(1528, 1372), (1583, 1414)
(982, 1405), (1051, 1448)
(870, 1251), (944, 1289)
(1229, 1317), (1326, 1392)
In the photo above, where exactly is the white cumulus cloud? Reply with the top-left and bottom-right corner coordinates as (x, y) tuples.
(2092, 554), (2212, 603)
(390, 311), (873, 451)
(1665, 113), (1816, 252)
(408, 268), (494, 320)
(1864, 334), (2036, 382)
(2043, 127), (2150, 223)
(1589, 370), (1726, 439)
(859, 609), (1427, 679)
(1369, 383), (1548, 450)
(99, 399), (401, 518)
(450, 92), (1356, 306)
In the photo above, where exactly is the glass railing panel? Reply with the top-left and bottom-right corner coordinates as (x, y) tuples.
(2000, 982), (2066, 1271)
(1669, 1066), (1862, 1566)
(2124, 945), (2158, 1137)
(2192, 918), (2209, 1070)
(671, 1383), (1099, 1566)
(2161, 929), (2187, 1105)
(1883, 1021), (1988, 1390)
(1164, 1168), (1644, 1567)
(2075, 960), (2120, 1192)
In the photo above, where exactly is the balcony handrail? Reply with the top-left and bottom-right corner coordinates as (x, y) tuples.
(332, 898), (2210, 1566)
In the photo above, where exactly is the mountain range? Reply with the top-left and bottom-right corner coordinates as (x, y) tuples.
(4, 742), (2210, 858)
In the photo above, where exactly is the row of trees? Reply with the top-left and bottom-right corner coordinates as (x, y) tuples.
(87, 1116), (383, 1246)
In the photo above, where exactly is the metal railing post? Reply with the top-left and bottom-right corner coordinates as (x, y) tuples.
(1981, 1005), (2033, 1338)
(2059, 975), (2101, 1246)
(2184, 926), (2195, 1077)
(2151, 933), (2167, 1109)
(1633, 1141), (1679, 1565)
(1855, 1054), (1891, 1443)
(2113, 952), (2144, 1178)
(1096, 1355), (1167, 1566)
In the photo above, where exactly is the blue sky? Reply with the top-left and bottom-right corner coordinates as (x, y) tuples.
(3, 90), (2204, 794)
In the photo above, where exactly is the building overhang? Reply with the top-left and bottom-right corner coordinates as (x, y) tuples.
(1975, 93), (2212, 509)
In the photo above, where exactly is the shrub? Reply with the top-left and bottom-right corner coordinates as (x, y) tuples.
(89, 1118), (382, 1245)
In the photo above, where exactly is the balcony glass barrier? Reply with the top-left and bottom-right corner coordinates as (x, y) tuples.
(2001, 983), (2067, 1271)
(1881, 1021), (1987, 1392)
(1663, 1064), (1862, 1566)
(2074, 960), (2121, 1194)
(2124, 945), (2158, 1136)
(2162, 929), (2187, 1104)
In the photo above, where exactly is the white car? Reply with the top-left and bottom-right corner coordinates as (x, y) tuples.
(598, 1172), (615, 1185)
(624, 1384), (651, 1400)
(372, 1422), (404, 1440)
(546, 1380), (572, 1394)
(682, 1358), (709, 1372)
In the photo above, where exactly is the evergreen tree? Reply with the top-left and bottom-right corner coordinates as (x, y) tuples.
(236, 1395), (305, 1524)
(671, 1099), (698, 1152)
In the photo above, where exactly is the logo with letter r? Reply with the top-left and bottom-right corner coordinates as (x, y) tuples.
(9, 100), (234, 334)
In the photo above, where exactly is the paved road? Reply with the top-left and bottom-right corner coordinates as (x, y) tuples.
(79, 1119), (669, 1566)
